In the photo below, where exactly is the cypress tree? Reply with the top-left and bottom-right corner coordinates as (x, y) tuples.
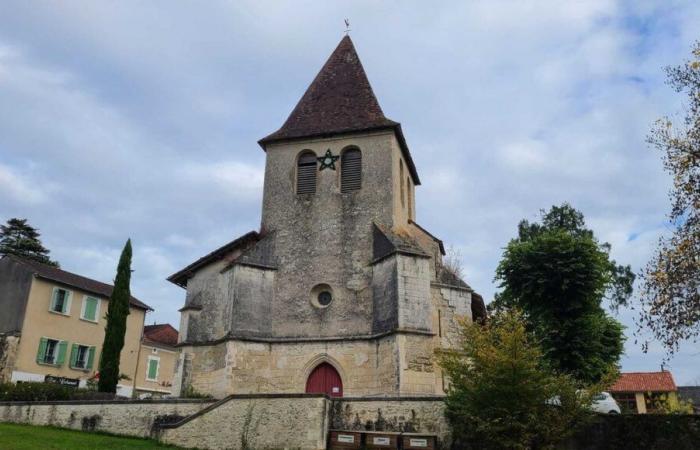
(98, 239), (132, 393)
(0, 218), (59, 267)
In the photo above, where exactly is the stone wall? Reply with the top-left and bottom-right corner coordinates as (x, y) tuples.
(0, 333), (20, 383)
(158, 394), (329, 450)
(330, 397), (450, 446)
(181, 336), (402, 398)
(0, 399), (212, 438)
(0, 395), (449, 450)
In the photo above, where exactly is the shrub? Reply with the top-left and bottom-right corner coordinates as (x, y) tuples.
(570, 414), (700, 450)
(180, 385), (213, 399)
(0, 382), (115, 401)
(437, 309), (603, 450)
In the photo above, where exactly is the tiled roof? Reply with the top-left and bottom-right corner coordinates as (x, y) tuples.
(258, 36), (420, 185)
(5, 255), (151, 310)
(610, 371), (677, 393)
(143, 323), (178, 347)
(167, 231), (260, 288)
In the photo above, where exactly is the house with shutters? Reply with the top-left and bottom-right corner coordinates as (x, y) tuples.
(0, 255), (151, 396)
(167, 36), (486, 399)
(134, 323), (179, 398)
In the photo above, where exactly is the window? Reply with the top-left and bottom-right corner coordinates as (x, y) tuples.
(146, 356), (160, 381)
(50, 287), (72, 314)
(81, 296), (100, 322)
(612, 393), (637, 413)
(340, 148), (362, 192)
(297, 151), (317, 194)
(70, 344), (95, 370)
(36, 337), (67, 366)
(310, 283), (333, 309)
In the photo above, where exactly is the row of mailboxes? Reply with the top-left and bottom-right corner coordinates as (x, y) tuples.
(329, 430), (437, 450)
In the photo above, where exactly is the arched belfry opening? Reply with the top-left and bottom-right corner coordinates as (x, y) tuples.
(305, 362), (343, 397)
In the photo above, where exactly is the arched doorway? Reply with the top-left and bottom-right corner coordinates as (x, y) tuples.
(305, 362), (343, 397)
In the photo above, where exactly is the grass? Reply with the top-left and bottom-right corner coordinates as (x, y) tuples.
(0, 423), (183, 449)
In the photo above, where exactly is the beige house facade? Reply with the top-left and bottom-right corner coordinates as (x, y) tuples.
(0, 255), (151, 397)
(134, 324), (178, 397)
(168, 36), (485, 399)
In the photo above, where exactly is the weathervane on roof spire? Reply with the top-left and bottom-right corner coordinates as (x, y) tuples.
(344, 19), (351, 35)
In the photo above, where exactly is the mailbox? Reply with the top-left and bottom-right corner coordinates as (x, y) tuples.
(364, 431), (400, 449)
(329, 430), (362, 449)
(401, 433), (437, 450)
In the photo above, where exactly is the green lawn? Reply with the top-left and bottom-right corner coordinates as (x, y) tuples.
(0, 423), (183, 449)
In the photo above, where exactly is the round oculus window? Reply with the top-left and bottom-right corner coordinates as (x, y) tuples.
(317, 291), (332, 306)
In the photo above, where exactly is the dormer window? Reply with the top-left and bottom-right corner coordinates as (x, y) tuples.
(297, 151), (317, 194)
(340, 147), (362, 192)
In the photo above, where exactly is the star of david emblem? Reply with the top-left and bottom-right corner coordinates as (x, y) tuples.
(317, 149), (339, 171)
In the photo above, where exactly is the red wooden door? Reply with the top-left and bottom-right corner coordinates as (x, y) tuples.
(305, 363), (343, 397)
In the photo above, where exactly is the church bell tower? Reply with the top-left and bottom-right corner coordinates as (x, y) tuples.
(168, 36), (480, 399)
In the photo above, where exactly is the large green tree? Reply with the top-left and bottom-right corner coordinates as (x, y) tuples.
(493, 204), (633, 383)
(437, 310), (595, 450)
(98, 239), (132, 394)
(640, 41), (700, 355)
(0, 218), (59, 267)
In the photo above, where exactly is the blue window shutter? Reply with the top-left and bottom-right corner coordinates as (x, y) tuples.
(86, 346), (96, 369)
(56, 341), (68, 366)
(36, 338), (48, 363)
(70, 344), (79, 368)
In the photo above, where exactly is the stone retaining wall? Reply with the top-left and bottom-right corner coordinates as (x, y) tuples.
(0, 399), (212, 438)
(158, 394), (330, 450)
(0, 395), (448, 449)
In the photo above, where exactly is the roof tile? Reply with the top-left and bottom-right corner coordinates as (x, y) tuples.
(143, 323), (178, 347)
(6, 255), (151, 310)
(610, 371), (677, 393)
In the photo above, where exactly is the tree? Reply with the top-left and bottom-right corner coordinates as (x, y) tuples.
(493, 204), (633, 383)
(98, 239), (132, 393)
(0, 218), (59, 267)
(640, 41), (700, 355)
(437, 310), (596, 450)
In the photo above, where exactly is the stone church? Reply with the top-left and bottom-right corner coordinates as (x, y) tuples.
(168, 36), (485, 399)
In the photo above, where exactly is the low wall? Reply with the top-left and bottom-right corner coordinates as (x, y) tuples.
(0, 399), (213, 438)
(331, 397), (450, 446)
(0, 395), (449, 449)
(158, 394), (329, 450)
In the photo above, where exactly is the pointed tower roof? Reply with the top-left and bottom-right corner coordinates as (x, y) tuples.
(259, 36), (420, 184)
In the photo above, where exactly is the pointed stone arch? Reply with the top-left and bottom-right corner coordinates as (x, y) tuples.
(300, 354), (346, 395)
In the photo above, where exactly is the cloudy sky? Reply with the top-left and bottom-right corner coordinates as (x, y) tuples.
(1, 1), (699, 383)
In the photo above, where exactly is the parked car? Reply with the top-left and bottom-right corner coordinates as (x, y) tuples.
(590, 392), (621, 414)
(546, 391), (621, 414)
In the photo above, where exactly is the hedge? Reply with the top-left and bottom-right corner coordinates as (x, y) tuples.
(0, 383), (115, 402)
(564, 414), (700, 450)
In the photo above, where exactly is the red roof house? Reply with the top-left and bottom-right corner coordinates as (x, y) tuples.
(609, 371), (678, 414)
(143, 323), (178, 347)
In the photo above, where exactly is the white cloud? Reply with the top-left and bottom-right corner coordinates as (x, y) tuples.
(1, 0), (699, 382)
(0, 163), (51, 205)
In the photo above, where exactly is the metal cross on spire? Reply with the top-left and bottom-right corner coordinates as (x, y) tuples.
(344, 19), (351, 35)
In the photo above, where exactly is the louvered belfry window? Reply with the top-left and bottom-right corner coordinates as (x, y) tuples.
(297, 151), (317, 194)
(341, 148), (362, 192)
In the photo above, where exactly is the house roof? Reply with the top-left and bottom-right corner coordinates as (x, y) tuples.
(167, 231), (260, 288)
(4, 255), (151, 311)
(143, 323), (178, 347)
(258, 35), (420, 185)
(610, 371), (677, 393)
